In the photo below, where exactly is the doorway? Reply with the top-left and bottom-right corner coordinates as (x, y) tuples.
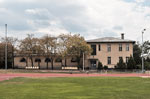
(90, 59), (97, 69)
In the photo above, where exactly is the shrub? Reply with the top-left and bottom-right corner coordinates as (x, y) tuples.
(115, 58), (126, 69)
(104, 65), (108, 70)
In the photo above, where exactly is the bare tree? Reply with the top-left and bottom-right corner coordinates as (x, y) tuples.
(57, 34), (71, 67)
(18, 34), (41, 67)
(40, 34), (56, 70)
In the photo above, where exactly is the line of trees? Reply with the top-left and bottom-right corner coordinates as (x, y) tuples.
(6, 33), (92, 69)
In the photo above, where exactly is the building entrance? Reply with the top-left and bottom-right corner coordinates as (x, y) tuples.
(90, 59), (97, 69)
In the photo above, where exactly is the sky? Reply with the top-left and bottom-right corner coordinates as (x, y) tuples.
(0, 0), (150, 42)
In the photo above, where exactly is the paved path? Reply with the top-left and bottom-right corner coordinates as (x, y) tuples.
(0, 73), (150, 81)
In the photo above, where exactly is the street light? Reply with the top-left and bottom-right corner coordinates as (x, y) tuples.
(142, 29), (146, 73)
(5, 24), (7, 69)
(83, 52), (85, 71)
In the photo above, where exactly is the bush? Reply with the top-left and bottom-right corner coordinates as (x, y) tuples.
(97, 61), (103, 70)
(115, 58), (126, 69)
(104, 65), (108, 70)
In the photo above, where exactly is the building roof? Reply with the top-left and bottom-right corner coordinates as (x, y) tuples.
(86, 37), (135, 43)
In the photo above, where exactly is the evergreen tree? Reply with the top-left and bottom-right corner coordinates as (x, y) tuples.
(127, 56), (136, 69)
(133, 44), (142, 66)
(97, 61), (103, 70)
(145, 57), (150, 70)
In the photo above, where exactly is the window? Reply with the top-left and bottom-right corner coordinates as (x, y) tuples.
(119, 44), (122, 51)
(71, 57), (77, 62)
(99, 44), (101, 51)
(91, 45), (96, 55)
(107, 57), (111, 64)
(55, 58), (62, 63)
(90, 60), (97, 68)
(126, 44), (129, 51)
(107, 44), (111, 52)
(20, 58), (26, 62)
(126, 57), (129, 63)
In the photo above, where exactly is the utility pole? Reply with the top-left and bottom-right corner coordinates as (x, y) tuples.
(5, 24), (7, 69)
(142, 29), (146, 73)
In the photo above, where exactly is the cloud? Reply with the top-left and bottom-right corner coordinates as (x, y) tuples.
(135, 0), (145, 3)
(0, 0), (149, 42)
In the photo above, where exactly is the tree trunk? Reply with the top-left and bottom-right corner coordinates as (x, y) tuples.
(30, 56), (34, 67)
(12, 46), (14, 69)
(77, 61), (80, 70)
(61, 60), (63, 67)
(51, 58), (54, 70)
(46, 62), (48, 69)
(26, 57), (28, 67)
(65, 57), (67, 67)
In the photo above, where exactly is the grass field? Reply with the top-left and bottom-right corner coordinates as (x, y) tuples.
(0, 77), (150, 99)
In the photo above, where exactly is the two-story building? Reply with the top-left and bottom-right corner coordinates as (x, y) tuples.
(85, 34), (135, 69)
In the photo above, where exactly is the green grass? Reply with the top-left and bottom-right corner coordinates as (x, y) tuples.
(0, 77), (150, 99)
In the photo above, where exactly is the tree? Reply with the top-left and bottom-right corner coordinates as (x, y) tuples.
(133, 43), (142, 66)
(127, 56), (136, 69)
(19, 34), (42, 67)
(143, 40), (150, 54)
(66, 34), (92, 69)
(144, 57), (150, 70)
(57, 34), (71, 67)
(40, 34), (56, 70)
(115, 58), (126, 69)
(0, 37), (18, 69)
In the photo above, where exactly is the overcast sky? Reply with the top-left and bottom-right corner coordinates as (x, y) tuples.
(0, 0), (150, 42)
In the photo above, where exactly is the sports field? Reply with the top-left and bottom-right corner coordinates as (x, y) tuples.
(0, 77), (150, 99)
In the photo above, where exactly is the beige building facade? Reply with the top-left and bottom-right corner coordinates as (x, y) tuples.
(14, 34), (135, 69)
(14, 55), (78, 69)
(85, 34), (135, 69)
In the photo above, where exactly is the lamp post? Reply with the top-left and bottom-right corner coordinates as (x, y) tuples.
(142, 29), (146, 73)
(83, 52), (85, 71)
(5, 24), (7, 69)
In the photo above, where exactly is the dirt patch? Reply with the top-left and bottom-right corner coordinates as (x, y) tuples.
(0, 73), (150, 82)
